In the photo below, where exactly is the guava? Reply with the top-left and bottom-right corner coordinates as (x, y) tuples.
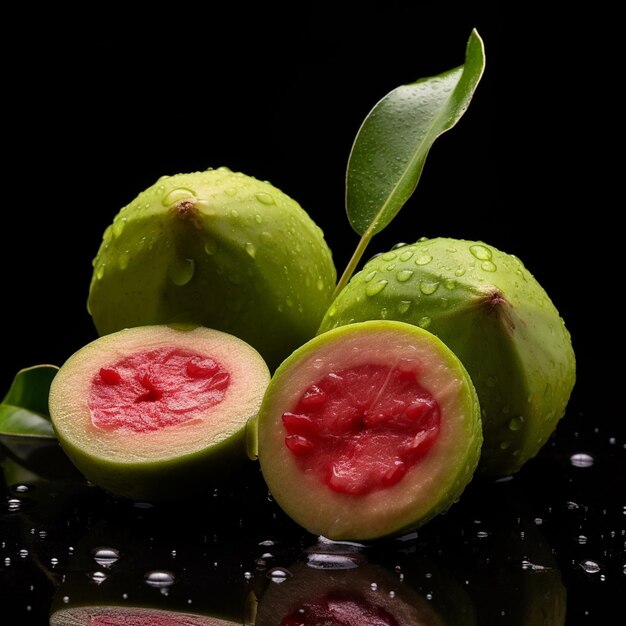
(87, 167), (336, 370)
(319, 238), (575, 475)
(48, 325), (270, 501)
(256, 320), (482, 540)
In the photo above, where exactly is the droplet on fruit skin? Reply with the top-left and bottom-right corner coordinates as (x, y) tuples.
(508, 416), (524, 431)
(255, 191), (275, 205)
(245, 242), (257, 258)
(454, 267), (466, 276)
(418, 316), (431, 329)
(118, 250), (131, 270)
(399, 249), (415, 262)
(162, 188), (197, 208)
(415, 253), (432, 266)
(419, 281), (440, 295)
(365, 280), (388, 297)
(396, 269), (414, 282)
(398, 300), (412, 314)
(469, 244), (492, 261)
(364, 271), (377, 283)
(168, 258), (195, 286)
(382, 251), (397, 261)
(204, 239), (217, 255)
(481, 261), (497, 272)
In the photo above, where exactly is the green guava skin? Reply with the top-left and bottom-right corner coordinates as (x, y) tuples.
(257, 320), (482, 540)
(319, 238), (576, 475)
(87, 168), (336, 371)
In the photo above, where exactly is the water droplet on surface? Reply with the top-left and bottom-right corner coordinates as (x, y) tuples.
(398, 300), (411, 314)
(481, 260), (497, 272)
(414, 254), (433, 266)
(316, 278), (325, 291)
(255, 213), (263, 224)
(391, 242), (408, 250)
(580, 560), (601, 574)
(243, 571), (253, 580)
(399, 249), (414, 262)
(370, 582), (378, 591)
(366, 280), (388, 297)
(470, 244), (492, 261)
(145, 570), (175, 588)
(477, 530), (489, 538)
(204, 239), (217, 255)
(7, 499), (21, 512)
(500, 440), (511, 450)
(162, 188), (196, 207)
(382, 251), (397, 261)
(454, 266), (466, 276)
(91, 571), (107, 585)
(62, 596), (70, 604)
(418, 316), (431, 329)
(508, 416), (524, 431)
(168, 258), (195, 286)
(578, 535), (588, 545)
(444, 279), (456, 290)
(96, 263), (106, 280)
(244, 242), (256, 258)
(223, 187), (237, 197)
(255, 191), (275, 205)
(14, 485), (29, 493)
(267, 567), (292, 583)
(50, 557), (59, 567)
(570, 453), (594, 468)
(19, 549), (28, 558)
(93, 547), (120, 568)
(112, 218), (126, 238)
(419, 281), (439, 295)
(118, 250), (131, 270)
(364, 270), (377, 283)
(396, 269), (414, 282)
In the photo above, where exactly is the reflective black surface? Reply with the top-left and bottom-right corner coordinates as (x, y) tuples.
(2, 405), (623, 624)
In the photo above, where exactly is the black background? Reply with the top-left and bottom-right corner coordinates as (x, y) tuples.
(0, 5), (614, 429)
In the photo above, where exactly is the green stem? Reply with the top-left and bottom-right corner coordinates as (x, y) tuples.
(331, 226), (376, 302)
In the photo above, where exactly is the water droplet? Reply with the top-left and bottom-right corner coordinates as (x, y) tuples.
(481, 260), (497, 272)
(244, 242), (256, 258)
(91, 571), (107, 585)
(255, 213), (263, 224)
(230, 208), (240, 219)
(267, 567), (292, 583)
(414, 254), (432, 266)
(255, 191), (275, 205)
(477, 531), (489, 538)
(570, 453), (594, 468)
(370, 582), (378, 591)
(50, 557), (59, 567)
(391, 242), (408, 250)
(204, 239), (217, 255)
(418, 316), (431, 329)
(306, 553), (360, 570)
(366, 280), (388, 297)
(93, 547), (120, 568)
(508, 416), (524, 431)
(398, 300), (411, 314)
(162, 187), (196, 207)
(168, 258), (195, 286)
(470, 244), (492, 261)
(7, 499), (21, 512)
(118, 250), (131, 270)
(145, 570), (175, 588)
(578, 535), (588, 545)
(14, 485), (29, 493)
(96, 263), (106, 280)
(19, 549), (28, 558)
(500, 440), (511, 450)
(112, 218), (127, 238)
(62, 596), (70, 604)
(396, 269), (414, 282)
(382, 251), (397, 261)
(316, 278), (325, 291)
(364, 270), (377, 283)
(580, 560), (601, 574)
(419, 281), (439, 295)
(243, 571), (253, 580)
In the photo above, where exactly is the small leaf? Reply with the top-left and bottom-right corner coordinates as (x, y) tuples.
(0, 364), (59, 439)
(346, 29), (485, 237)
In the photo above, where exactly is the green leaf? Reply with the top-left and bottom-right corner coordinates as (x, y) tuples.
(346, 29), (485, 237)
(0, 364), (59, 438)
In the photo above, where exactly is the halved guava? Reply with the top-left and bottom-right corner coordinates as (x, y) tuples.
(48, 325), (270, 501)
(256, 320), (482, 540)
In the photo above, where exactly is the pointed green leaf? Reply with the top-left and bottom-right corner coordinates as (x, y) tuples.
(346, 29), (485, 237)
(0, 364), (59, 438)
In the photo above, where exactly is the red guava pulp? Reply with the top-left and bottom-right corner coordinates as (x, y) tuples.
(281, 592), (399, 626)
(90, 348), (230, 433)
(282, 364), (440, 495)
(256, 320), (482, 539)
(49, 325), (270, 501)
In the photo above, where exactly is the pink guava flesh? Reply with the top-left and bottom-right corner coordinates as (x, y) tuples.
(281, 593), (399, 626)
(281, 364), (440, 495)
(88, 348), (231, 433)
(90, 612), (207, 625)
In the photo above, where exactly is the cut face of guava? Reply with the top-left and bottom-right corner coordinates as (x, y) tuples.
(49, 606), (238, 626)
(49, 325), (270, 501)
(256, 320), (482, 540)
(319, 238), (576, 475)
(87, 167), (336, 370)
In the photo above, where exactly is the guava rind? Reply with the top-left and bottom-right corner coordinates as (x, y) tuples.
(48, 325), (270, 501)
(257, 320), (482, 540)
(319, 238), (576, 475)
(87, 167), (336, 371)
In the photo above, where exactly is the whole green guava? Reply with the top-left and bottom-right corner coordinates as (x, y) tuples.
(319, 237), (575, 475)
(88, 167), (336, 370)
